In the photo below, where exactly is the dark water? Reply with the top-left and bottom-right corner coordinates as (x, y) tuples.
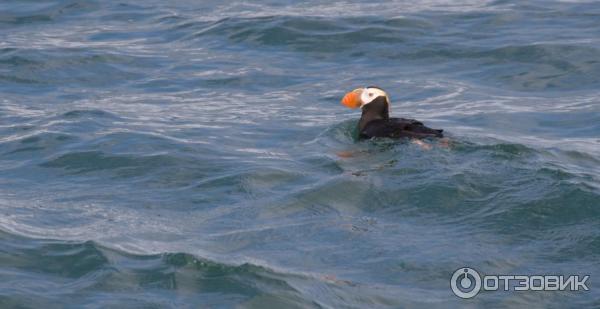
(1, 0), (600, 307)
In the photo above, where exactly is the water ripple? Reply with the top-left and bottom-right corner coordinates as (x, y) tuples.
(1, 0), (600, 307)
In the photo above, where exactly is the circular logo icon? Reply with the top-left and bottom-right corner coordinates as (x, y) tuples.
(451, 267), (482, 299)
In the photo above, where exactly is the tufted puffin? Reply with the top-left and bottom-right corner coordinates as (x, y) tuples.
(341, 86), (444, 140)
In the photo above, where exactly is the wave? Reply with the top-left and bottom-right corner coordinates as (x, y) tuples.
(0, 50), (147, 92)
(4, 7), (600, 93)
(0, 230), (349, 308)
(0, 1), (101, 28)
(315, 123), (600, 218)
(2, 1), (600, 307)
(156, 13), (600, 91)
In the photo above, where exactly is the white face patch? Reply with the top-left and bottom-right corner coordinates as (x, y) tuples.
(360, 87), (389, 106)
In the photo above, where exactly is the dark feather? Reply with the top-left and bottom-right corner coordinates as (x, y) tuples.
(360, 118), (443, 139)
(357, 96), (443, 140)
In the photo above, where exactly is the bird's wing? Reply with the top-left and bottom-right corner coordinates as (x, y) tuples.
(361, 118), (443, 139)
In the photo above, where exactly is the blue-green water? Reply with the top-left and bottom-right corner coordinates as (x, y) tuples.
(1, 0), (600, 307)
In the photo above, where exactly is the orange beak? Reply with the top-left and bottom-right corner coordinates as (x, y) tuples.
(341, 89), (363, 109)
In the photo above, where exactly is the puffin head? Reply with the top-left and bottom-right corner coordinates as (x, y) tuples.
(341, 86), (390, 109)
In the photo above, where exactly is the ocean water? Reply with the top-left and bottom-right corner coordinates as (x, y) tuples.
(1, 0), (600, 307)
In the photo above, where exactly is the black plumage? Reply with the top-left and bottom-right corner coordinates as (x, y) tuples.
(358, 96), (443, 139)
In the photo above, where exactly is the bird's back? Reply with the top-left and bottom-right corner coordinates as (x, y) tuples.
(360, 118), (444, 139)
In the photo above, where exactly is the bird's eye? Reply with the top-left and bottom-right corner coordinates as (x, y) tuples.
(368, 93), (373, 97)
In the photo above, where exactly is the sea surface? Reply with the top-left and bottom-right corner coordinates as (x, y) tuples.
(1, 0), (600, 308)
